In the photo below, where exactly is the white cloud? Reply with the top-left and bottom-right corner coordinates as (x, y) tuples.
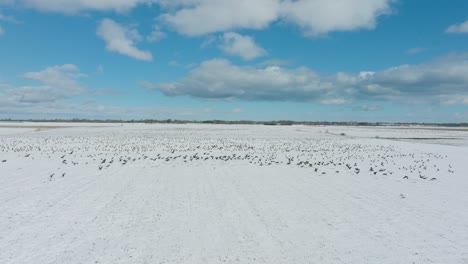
(0, 64), (219, 120)
(0, 25), (3, 35)
(1, 64), (87, 103)
(1, 1), (396, 37)
(219, 32), (266, 60)
(154, 0), (198, 9)
(97, 18), (153, 61)
(141, 58), (347, 102)
(159, 0), (394, 36)
(160, 0), (280, 36)
(280, 0), (393, 36)
(446, 20), (468, 34)
(2, 85), (77, 103)
(22, 64), (85, 87)
(142, 54), (468, 105)
(0, 0), (153, 13)
(360, 54), (468, 101)
(0, 64), (123, 106)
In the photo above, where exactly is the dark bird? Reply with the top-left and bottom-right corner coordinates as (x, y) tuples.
(403, 176), (409, 179)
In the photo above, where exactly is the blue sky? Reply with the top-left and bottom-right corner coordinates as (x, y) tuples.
(0, 0), (467, 122)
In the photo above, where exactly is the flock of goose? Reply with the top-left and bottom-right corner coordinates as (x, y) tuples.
(0, 125), (454, 183)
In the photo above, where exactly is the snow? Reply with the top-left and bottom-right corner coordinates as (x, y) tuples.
(1, 123), (467, 263)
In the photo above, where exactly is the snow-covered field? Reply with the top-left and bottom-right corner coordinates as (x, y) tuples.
(1, 122), (467, 264)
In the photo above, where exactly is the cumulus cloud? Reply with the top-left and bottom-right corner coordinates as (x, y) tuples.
(141, 58), (350, 103)
(0, 0), (153, 13)
(1, 1), (395, 37)
(446, 20), (468, 34)
(280, 0), (393, 36)
(1, 64), (87, 103)
(154, 0), (199, 9)
(142, 54), (468, 105)
(219, 32), (267, 60)
(352, 55), (468, 105)
(97, 19), (153, 61)
(159, 0), (394, 36)
(0, 64), (144, 120)
(160, 0), (280, 36)
(0, 64), (122, 107)
(22, 64), (85, 88)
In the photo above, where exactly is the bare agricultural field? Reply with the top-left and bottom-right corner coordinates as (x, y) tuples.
(0, 123), (467, 264)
